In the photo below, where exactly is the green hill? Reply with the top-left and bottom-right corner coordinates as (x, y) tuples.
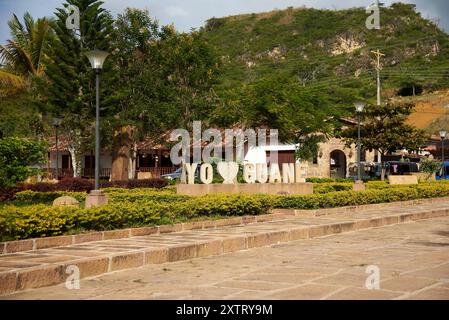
(201, 3), (449, 109)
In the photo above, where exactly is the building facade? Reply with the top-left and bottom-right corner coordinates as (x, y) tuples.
(46, 135), (376, 180)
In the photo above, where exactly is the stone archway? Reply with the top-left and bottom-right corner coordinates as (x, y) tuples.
(330, 150), (347, 179)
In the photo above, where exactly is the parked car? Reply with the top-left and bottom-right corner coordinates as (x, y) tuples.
(348, 161), (378, 180)
(383, 161), (419, 176)
(354, 161), (419, 180)
(436, 161), (449, 180)
(160, 167), (200, 180)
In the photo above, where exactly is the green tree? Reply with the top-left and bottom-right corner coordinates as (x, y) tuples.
(420, 158), (441, 174)
(102, 8), (163, 180)
(0, 137), (47, 187)
(219, 76), (341, 160)
(104, 9), (220, 180)
(340, 101), (428, 158)
(0, 12), (53, 96)
(42, 0), (113, 177)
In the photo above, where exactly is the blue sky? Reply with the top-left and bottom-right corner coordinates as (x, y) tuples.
(1, 0), (448, 44)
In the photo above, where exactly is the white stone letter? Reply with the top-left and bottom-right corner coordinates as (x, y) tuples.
(282, 163), (295, 183)
(184, 163), (198, 185)
(200, 163), (213, 184)
(269, 163), (282, 183)
(256, 164), (268, 183)
(243, 163), (256, 184)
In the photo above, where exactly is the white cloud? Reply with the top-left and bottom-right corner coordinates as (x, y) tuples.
(165, 5), (189, 17)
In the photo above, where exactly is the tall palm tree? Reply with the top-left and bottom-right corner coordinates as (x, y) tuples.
(0, 12), (52, 95)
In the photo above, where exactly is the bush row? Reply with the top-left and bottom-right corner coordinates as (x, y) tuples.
(12, 187), (180, 204)
(14, 190), (87, 203)
(3, 183), (449, 241)
(306, 177), (354, 183)
(0, 178), (170, 202)
(0, 194), (273, 241)
(312, 181), (428, 194)
(274, 184), (449, 209)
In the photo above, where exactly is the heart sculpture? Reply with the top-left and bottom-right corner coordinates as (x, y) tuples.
(216, 162), (239, 184)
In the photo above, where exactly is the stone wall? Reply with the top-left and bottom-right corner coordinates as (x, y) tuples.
(303, 137), (376, 178)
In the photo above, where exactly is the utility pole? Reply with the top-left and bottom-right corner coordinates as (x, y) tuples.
(371, 49), (385, 106)
(371, 49), (385, 178)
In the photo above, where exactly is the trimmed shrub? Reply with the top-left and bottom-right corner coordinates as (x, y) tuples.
(307, 177), (354, 183)
(0, 205), (76, 239)
(18, 177), (93, 193)
(2, 182), (449, 241)
(313, 183), (353, 194)
(102, 178), (169, 189)
(0, 194), (273, 240)
(273, 184), (449, 209)
(105, 189), (187, 203)
(0, 178), (170, 203)
(14, 190), (86, 203)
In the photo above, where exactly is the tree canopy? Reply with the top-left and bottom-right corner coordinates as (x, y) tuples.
(340, 101), (428, 156)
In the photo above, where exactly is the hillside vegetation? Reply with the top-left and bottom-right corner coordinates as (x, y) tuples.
(201, 3), (449, 116)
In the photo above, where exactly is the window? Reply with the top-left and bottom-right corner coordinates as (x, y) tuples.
(84, 155), (95, 169)
(62, 155), (72, 169)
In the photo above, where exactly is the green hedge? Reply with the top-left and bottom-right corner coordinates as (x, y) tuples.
(2, 183), (449, 241)
(104, 188), (187, 203)
(0, 194), (272, 241)
(274, 184), (449, 209)
(306, 177), (354, 183)
(12, 187), (181, 204)
(312, 181), (428, 194)
(14, 190), (86, 203)
(313, 183), (353, 194)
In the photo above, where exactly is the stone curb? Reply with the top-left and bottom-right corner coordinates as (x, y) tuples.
(0, 212), (294, 255)
(273, 196), (449, 217)
(1, 206), (448, 296)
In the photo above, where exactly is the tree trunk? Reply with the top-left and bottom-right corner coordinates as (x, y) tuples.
(111, 126), (133, 181)
(65, 128), (86, 178)
(128, 143), (137, 180)
(68, 144), (83, 178)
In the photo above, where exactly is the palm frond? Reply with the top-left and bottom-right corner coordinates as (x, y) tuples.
(0, 69), (26, 88)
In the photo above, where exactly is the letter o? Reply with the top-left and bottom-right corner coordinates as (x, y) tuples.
(200, 163), (213, 184)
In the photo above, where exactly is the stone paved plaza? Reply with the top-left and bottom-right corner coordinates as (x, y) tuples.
(3, 216), (449, 300)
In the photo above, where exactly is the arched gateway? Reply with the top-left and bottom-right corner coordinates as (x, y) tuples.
(330, 150), (347, 179)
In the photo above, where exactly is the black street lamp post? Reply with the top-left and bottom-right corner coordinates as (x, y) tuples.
(355, 102), (365, 182)
(85, 49), (109, 208)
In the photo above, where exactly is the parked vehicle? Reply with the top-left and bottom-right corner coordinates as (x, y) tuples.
(436, 161), (449, 180)
(383, 161), (419, 176)
(160, 167), (199, 180)
(349, 161), (419, 180)
(348, 161), (378, 180)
